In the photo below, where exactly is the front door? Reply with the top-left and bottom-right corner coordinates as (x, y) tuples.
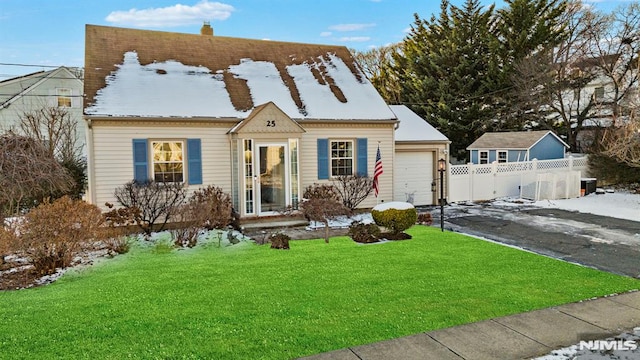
(258, 144), (288, 215)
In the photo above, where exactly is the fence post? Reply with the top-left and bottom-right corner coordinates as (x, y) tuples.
(468, 162), (474, 202)
(569, 155), (574, 171)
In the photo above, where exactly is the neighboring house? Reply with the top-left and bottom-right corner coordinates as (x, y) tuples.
(0, 67), (85, 151)
(391, 105), (449, 206)
(83, 24), (449, 217)
(467, 130), (568, 164)
(550, 54), (638, 152)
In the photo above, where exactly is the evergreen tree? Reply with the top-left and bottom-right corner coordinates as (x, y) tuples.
(493, 0), (569, 129)
(394, 0), (497, 161)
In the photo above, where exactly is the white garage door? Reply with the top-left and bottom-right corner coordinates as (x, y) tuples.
(393, 151), (434, 206)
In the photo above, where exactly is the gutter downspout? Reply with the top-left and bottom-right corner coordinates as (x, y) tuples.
(85, 118), (97, 204)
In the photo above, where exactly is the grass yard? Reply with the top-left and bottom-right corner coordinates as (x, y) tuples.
(0, 226), (638, 359)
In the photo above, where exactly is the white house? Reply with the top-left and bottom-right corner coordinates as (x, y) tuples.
(83, 24), (449, 217)
(0, 67), (84, 148)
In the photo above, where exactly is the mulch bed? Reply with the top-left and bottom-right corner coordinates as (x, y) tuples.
(0, 266), (40, 291)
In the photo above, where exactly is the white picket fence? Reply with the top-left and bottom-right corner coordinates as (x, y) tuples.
(448, 156), (589, 203)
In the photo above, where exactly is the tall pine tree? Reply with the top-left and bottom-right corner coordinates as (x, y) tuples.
(394, 0), (497, 161)
(493, 0), (569, 130)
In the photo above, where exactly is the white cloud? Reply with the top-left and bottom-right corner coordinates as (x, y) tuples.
(320, 31), (332, 37)
(328, 23), (376, 32)
(106, 1), (234, 27)
(338, 36), (371, 42)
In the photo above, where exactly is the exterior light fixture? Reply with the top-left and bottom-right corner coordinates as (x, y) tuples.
(437, 158), (447, 232)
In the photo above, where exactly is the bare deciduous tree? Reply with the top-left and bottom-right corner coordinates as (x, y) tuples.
(584, 3), (640, 125)
(0, 132), (73, 218)
(601, 113), (640, 167)
(300, 184), (350, 243)
(17, 106), (81, 163)
(351, 44), (403, 104)
(113, 180), (187, 237)
(300, 198), (350, 244)
(331, 174), (374, 211)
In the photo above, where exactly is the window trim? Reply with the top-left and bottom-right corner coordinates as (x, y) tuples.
(151, 140), (186, 183)
(56, 88), (72, 108)
(479, 150), (489, 164)
(330, 139), (354, 177)
(497, 150), (508, 163)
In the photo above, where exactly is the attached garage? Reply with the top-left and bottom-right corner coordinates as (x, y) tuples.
(391, 105), (450, 206)
(394, 150), (435, 205)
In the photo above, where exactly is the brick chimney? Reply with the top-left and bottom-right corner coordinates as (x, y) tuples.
(200, 21), (214, 36)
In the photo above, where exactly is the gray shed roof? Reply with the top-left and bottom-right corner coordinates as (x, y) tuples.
(467, 130), (569, 150)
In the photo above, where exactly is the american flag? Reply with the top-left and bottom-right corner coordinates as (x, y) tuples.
(373, 144), (383, 197)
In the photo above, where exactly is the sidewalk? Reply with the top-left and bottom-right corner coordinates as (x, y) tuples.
(299, 291), (640, 360)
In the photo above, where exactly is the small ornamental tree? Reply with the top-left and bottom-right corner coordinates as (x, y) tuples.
(113, 180), (187, 236)
(300, 184), (350, 243)
(331, 174), (374, 211)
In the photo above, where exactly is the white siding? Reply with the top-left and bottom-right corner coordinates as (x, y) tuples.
(299, 124), (395, 209)
(90, 124), (231, 209)
(0, 68), (85, 154)
(394, 151), (435, 206)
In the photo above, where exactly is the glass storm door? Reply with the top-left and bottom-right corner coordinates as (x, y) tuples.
(258, 144), (287, 214)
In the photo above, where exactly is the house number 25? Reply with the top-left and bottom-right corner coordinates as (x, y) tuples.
(266, 120), (276, 127)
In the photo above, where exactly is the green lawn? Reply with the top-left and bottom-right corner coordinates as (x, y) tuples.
(1, 226), (638, 359)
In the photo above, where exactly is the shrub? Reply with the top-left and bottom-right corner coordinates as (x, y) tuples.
(114, 180), (187, 236)
(331, 174), (374, 210)
(188, 185), (233, 230)
(303, 183), (339, 201)
(103, 203), (144, 235)
(371, 202), (417, 237)
(270, 233), (290, 250)
(348, 221), (380, 243)
(104, 236), (132, 257)
(19, 196), (108, 275)
(0, 224), (19, 265)
(170, 204), (201, 248)
(417, 212), (433, 226)
(0, 132), (74, 218)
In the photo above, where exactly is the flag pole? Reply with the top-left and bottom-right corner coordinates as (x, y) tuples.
(373, 141), (383, 205)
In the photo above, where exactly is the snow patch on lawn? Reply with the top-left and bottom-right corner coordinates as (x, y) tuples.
(306, 213), (373, 230)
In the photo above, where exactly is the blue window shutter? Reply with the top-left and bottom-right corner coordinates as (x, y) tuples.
(317, 138), (329, 180)
(132, 139), (148, 183)
(357, 138), (368, 176)
(187, 139), (202, 185)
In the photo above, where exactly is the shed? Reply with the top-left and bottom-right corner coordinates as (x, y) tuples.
(467, 130), (568, 164)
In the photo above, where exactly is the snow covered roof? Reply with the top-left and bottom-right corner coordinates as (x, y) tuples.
(84, 25), (396, 120)
(390, 105), (448, 142)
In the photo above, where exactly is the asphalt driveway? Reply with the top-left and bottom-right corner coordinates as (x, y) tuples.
(436, 203), (640, 278)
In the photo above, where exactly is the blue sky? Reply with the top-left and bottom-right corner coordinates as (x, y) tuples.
(0, 0), (629, 80)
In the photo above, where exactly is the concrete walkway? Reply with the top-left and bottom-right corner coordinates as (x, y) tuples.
(299, 291), (640, 360)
